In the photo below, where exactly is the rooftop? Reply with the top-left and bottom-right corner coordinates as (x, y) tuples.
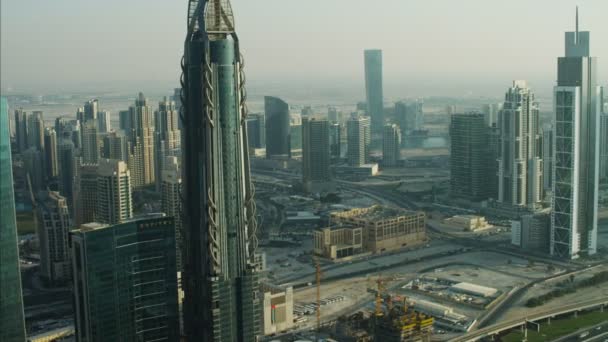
(333, 205), (418, 221)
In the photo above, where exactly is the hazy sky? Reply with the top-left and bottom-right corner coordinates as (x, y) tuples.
(1, 0), (607, 96)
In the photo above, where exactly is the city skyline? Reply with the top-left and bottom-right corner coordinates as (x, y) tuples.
(2, 1), (607, 96)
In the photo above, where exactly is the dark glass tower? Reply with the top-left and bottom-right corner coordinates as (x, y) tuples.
(182, 1), (260, 341)
(364, 49), (384, 132)
(0, 97), (27, 342)
(264, 96), (290, 159)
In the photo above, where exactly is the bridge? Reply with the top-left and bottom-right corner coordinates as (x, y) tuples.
(449, 299), (607, 342)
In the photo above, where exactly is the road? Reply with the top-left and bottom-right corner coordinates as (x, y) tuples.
(554, 321), (608, 342)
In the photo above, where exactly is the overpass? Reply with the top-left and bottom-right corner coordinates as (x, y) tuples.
(449, 299), (608, 342)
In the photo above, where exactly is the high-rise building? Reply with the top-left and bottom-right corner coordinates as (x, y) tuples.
(23, 147), (45, 192)
(450, 113), (495, 201)
(497, 81), (543, 209)
(97, 110), (111, 133)
(128, 93), (156, 187)
(71, 216), (179, 342)
(82, 120), (99, 164)
(118, 110), (131, 133)
(395, 100), (424, 136)
(364, 49), (384, 132)
(102, 131), (129, 162)
(58, 139), (76, 205)
(542, 126), (554, 191)
(83, 99), (98, 123)
(154, 97), (181, 190)
(75, 164), (99, 226)
(482, 103), (501, 128)
(96, 159), (133, 225)
(182, 1), (261, 339)
(14, 108), (28, 152)
(265, 96), (290, 159)
(28, 111), (45, 152)
(329, 123), (341, 159)
(44, 127), (59, 180)
(161, 156), (183, 271)
(347, 116), (371, 167)
(302, 117), (331, 189)
(383, 124), (401, 167)
(551, 10), (600, 258)
(246, 113), (265, 149)
(328, 106), (340, 123)
(36, 191), (72, 285)
(0, 97), (27, 342)
(600, 111), (608, 182)
(289, 120), (302, 158)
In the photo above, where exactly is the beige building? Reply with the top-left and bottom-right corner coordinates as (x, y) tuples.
(313, 225), (364, 260)
(260, 283), (294, 335)
(36, 191), (72, 285)
(444, 215), (490, 231)
(331, 205), (426, 253)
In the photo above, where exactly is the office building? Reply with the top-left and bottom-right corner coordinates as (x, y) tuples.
(329, 123), (341, 159)
(97, 111), (111, 133)
(0, 97), (27, 342)
(23, 147), (45, 192)
(83, 99), (98, 123)
(450, 113), (495, 201)
(75, 164), (99, 226)
(118, 110), (131, 133)
(383, 124), (401, 167)
(261, 284), (294, 335)
(161, 156), (183, 271)
(154, 97), (181, 190)
(497, 81), (543, 209)
(542, 126), (554, 191)
(96, 159), (133, 224)
(364, 49), (384, 132)
(128, 93), (156, 187)
(289, 120), (302, 158)
(15, 108), (28, 152)
(28, 111), (45, 152)
(314, 225), (364, 260)
(82, 120), (99, 164)
(551, 10), (601, 258)
(246, 112), (266, 149)
(181, 1), (261, 339)
(482, 103), (501, 127)
(395, 100), (424, 136)
(44, 127), (59, 180)
(347, 116), (371, 166)
(302, 117), (331, 190)
(71, 216), (179, 342)
(58, 139), (76, 205)
(265, 96), (290, 159)
(102, 131), (129, 161)
(36, 191), (72, 285)
(511, 211), (550, 254)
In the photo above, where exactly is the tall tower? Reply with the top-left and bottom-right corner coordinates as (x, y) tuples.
(497, 81), (543, 209)
(383, 124), (401, 167)
(161, 156), (183, 271)
(36, 191), (72, 285)
(44, 127), (60, 180)
(0, 97), (27, 342)
(155, 97), (181, 190)
(182, 1), (260, 340)
(264, 96), (290, 159)
(96, 159), (133, 225)
(102, 131), (129, 162)
(14, 108), (28, 153)
(302, 117), (331, 191)
(129, 93), (156, 187)
(83, 99), (99, 123)
(364, 49), (384, 132)
(28, 111), (45, 152)
(82, 120), (100, 164)
(97, 110), (111, 133)
(347, 116), (371, 167)
(551, 9), (601, 258)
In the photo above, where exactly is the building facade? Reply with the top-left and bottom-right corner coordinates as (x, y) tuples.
(265, 96), (290, 159)
(364, 49), (384, 132)
(71, 216), (179, 342)
(382, 124), (401, 167)
(44, 127), (60, 180)
(161, 156), (183, 272)
(260, 284), (294, 336)
(82, 120), (100, 165)
(128, 93), (156, 187)
(347, 116), (371, 167)
(302, 117), (331, 190)
(36, 191), (72, 285)
(551, 12), (600, 258)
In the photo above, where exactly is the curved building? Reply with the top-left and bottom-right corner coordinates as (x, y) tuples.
(264, 96), (290, 158)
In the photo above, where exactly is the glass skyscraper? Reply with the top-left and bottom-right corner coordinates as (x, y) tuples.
(364, 49), (384, 132)
(551, 10), (601, 258)
(182, 0), (260, 340)
(264, 96), (290, 159)
(71, 216), (179, 341)
(0, 97), (27, 342)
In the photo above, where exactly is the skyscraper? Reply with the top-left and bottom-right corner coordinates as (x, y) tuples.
(102, 131), (129, 162)
(155, 97), (181, 190)
(71, 216), (179, 342)
(182, 1), (260, 339)
(75, 164), (99, 226)
(551, 10), (601, 258)
(302, 117), (331, 190)
(395, 101), (424, 137)
(82, 120), (100, 164)
(364, 49), (384, 132)
(542, 126), (554, 191)
(44, 127), (59, 180)
(58, 139), (76, 205)
(14, 108), (28, 153)
(246, 113), (265, 149)
(450, 113), (495, 201)
(97, 110), (111, 133)
(96, 159), (133, 225)
(23, 147), (45, 192)
(35, 191), (72, 285)
(329, 123), (341, 159)
(0, 97), (27, 342)
(265, 96), (290, 159)
(161, 156), (183, 271)
(383, 124), (401, 167)
(28, 111), (45, 152)
(83, 99), (99, 123)
(497, 81), (543, 209)
(128, 93), (156, 187)
(347, 116), (371, 167)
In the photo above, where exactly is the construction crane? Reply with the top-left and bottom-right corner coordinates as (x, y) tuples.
(375, 274), (385, 317)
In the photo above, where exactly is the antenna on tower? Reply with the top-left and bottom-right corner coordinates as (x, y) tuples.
(575, 6), (579, 41)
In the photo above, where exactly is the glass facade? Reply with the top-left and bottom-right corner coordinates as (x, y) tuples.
(71, 217), (179, 342)
(0, 97), (27, 342)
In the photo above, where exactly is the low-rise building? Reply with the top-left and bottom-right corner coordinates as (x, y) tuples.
(444, 215), (491, 231)
(313, 225), (364, 260)
(261, 283), (294, 335)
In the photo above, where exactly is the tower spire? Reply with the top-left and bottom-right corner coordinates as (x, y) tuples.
(575, 6), (579, 41)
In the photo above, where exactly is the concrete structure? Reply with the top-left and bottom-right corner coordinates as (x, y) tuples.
(347, 116), (371, 167)
(450, 113), (495, 201)
(181, 1), (261, 339)
(450, 282), (497, 298)
(302, 117), (331, 192)
(512, 211), (550, 253)
(0, 97), (27, 342)
(374, 307), (433, 342)
(44, 127), (59, 180)
(36, 191), (72, 285)
(265, 96), (291, 159)
(102, 131), (129, 162)
(71, 216), (179, 342)
(97, 111), (111, 133)
(313, 225), (364, 260)
(444, 215), (490, 231)
(253, 252), (267, 272)
(81, 120), (99, 164)
(497, 81), (543, 209)
(334, 163), (379, 180)
(364, 49), (384, 132)
(382, 124), (401, 167)
(161, 156), (183, 271)
(551, 11), (600, 258)
(331, 206), (426, 253)
(127, 93), (156, 187)
(395, 100), (424, 136)
(14, 108), (28, 153)
(261, 284), (294, 335)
